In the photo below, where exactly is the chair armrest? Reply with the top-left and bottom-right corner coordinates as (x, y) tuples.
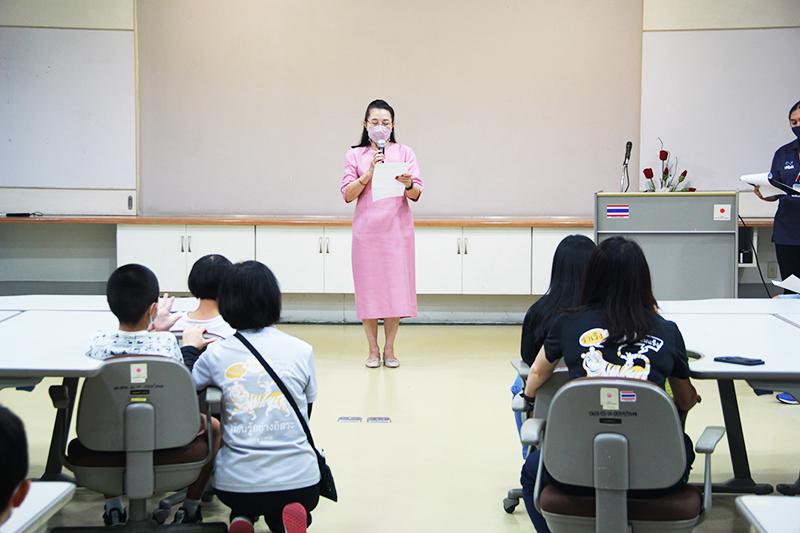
(48, 385), (70, 409)
(520, 418), (545, 447)
(696, 426), (725, 525)
(512, 394), (528, 413)
(695, 426), (725, 454)
(204, 387), (222, 405)
(511, 359), (530, 381)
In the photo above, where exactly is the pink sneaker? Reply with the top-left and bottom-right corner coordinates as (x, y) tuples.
(282, 503), (307, 533)
(229, 518), (254, 533)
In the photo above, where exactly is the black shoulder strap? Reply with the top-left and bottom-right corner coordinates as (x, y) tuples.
(234, 332), (316, 449)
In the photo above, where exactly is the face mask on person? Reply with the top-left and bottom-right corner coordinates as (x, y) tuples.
(368, 125), (391, 143)
(793, 126), (800, 140)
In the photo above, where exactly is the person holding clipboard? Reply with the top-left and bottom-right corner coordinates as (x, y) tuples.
(754, 100), (800, 292)
(341, 100), (423, 368)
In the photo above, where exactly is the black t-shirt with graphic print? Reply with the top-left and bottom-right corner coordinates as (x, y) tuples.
(544, 307), (690, 389)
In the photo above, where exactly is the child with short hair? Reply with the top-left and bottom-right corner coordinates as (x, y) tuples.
(88, 263), (217, 525)
(0, 405), (31, 527)
(170, 254), (235, 340)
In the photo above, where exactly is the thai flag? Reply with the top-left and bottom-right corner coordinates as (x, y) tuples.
(607, 204), (630, 218)
(620, 391), (636, 402)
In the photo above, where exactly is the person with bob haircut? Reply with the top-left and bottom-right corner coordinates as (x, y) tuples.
(170, 254), (235, 340)
(519, 237), (701, 533)
(511, 234), (596, 455)
(341, 99), (424, 368)
(192, 261), (319, 533)
(0, 405), (31, 527)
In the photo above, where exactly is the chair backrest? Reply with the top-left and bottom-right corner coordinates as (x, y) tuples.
(76, 355), (200, 451)
(542, 377), (686, 491)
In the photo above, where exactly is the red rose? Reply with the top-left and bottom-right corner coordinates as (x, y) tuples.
(643, 168), (654, 179)
(659, 150), (668, 161)
(688, 187), (697, 192)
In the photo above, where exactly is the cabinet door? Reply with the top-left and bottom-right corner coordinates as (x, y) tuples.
(532, 228), (594, 294)
(462, 227), (532, 295)
(323, 227), (354, 294)
(185, 226), (255, 269)
(415, 227), (463, 294)
(117, 225), (188, 292)
(256, 227), (324, 293)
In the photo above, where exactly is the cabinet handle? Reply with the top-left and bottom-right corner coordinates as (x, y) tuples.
(325, 237), (330, 254)
(457, 238), (462, 254)
(180, 236), (184, 253)
(319, 237), (323, 253)
(187, 235), (192, 253)
(464, 238), (468, 255)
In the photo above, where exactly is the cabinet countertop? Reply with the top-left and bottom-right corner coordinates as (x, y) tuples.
(0, 215), (775, 228)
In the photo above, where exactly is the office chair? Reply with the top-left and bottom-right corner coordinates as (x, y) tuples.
(524, 377), (725, 533)
(504, 360), (569, 513)
(49, 355), (227, 533)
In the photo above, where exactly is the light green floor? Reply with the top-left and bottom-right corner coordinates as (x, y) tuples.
(2, 323), (796, 532)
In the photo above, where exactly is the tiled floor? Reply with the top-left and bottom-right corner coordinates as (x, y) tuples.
(2, 323), (796, 532)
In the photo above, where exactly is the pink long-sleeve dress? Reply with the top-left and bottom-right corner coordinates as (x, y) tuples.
(341, 143), (423, 320)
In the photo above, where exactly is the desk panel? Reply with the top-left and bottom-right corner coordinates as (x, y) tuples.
(665, 313), (800, 380)
(0, 311), (115, 378)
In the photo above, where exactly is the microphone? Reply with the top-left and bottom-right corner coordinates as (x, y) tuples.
(377, 139), (386, 163)
(620, 141), (632, 192)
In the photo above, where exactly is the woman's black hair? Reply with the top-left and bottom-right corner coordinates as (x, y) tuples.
(529, 235), (596, 340)
(106, 264), (159, 325)
(580, 237), (658, 344)
(352, 99), (397, 148)
(218, 261), (281, 330)
(188, 254), (233, 300)
(789, 100), (800, 119)
(0, 405), (28, 512)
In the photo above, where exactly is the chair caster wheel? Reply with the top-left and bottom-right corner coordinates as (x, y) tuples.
(152, 508), (171, 524)
(503, 498), (518, 513)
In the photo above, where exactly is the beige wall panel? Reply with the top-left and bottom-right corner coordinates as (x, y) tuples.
(644, 0), (800, 30)
(0, 0), (133, 30)
(137, 0), (643, 218)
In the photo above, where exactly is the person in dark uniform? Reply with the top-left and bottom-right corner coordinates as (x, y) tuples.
(754, 100), (800, 405)
(754, 100), (800, 290)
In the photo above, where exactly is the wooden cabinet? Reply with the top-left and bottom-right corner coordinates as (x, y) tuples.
(115, 223), (594, 297)
(255, 226), (354, 294)
(116, 225), (255, 292)
(416, 227), (532, 295)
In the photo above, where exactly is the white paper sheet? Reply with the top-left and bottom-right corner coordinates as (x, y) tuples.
(740, 172), (783, 197)
(773, 274), (800, 293)
(371, 162), (410, 201)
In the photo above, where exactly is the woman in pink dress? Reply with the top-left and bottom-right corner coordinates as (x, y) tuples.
(341, 100), (423, 368)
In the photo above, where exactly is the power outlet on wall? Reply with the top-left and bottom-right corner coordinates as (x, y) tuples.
(768, 262), (779, 279)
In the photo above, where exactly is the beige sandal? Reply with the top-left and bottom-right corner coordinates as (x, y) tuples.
(383, 357), (400, 368)
(365, 356), (381, 368)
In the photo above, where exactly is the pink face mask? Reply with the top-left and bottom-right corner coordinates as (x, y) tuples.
(368, 125), (391, 143)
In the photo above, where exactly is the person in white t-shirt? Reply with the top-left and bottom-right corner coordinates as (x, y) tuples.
(192, 261), (319, 533)
(170, 254), (235, 341)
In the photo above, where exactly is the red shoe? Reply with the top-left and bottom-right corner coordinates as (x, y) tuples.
(282, 503), (307, 533)
(229, 518), (254, 533)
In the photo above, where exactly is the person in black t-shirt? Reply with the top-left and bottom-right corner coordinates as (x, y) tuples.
(519, 237), (701, 533)
(511, 235), (595, 456)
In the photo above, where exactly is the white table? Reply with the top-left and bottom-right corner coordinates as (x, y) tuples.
(0, 482), (75, 533)
(662, 298), (800, 495)
(736, 495), (800, 533)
